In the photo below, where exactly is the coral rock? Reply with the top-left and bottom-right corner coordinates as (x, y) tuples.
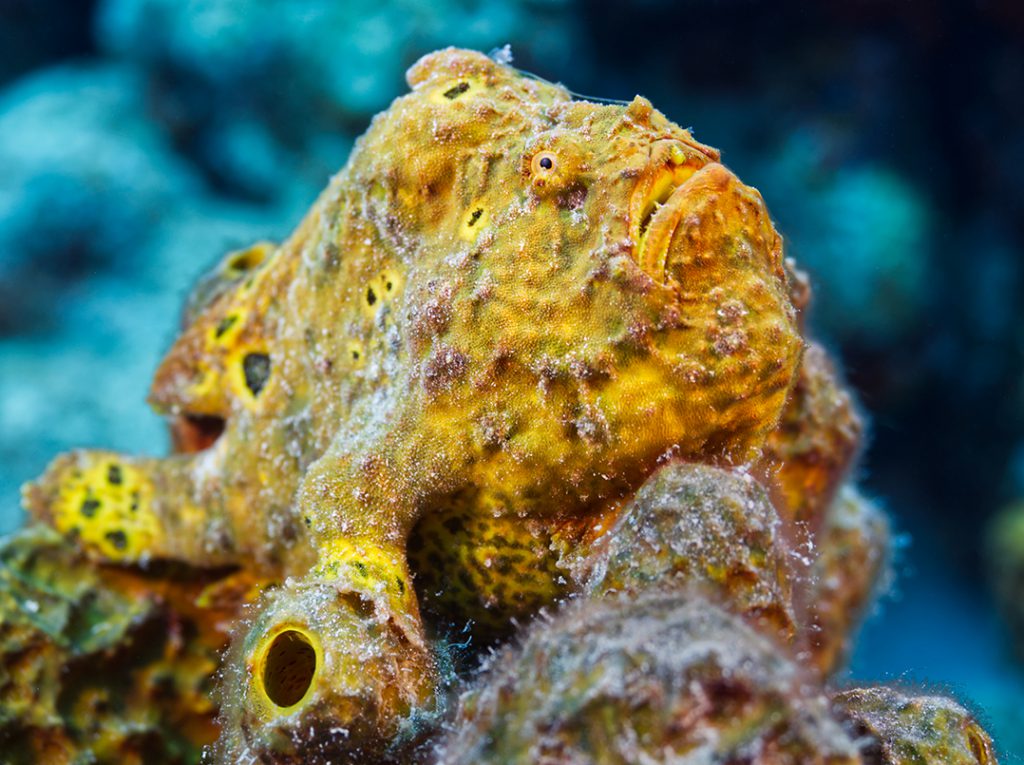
(573, 461), (797, 640)
(803, 486), (890, 675)
(833, 686), (999, 765)
(0, 525), (245, 764)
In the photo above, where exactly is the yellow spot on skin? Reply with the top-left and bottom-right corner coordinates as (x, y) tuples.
(209, 309), (247, 345)
(378, 268), (402, 299)
(705, 562), (728, 583)
(346, 340), (366, 368)
(224, 241), (275, 277)
(429, 76), (484, 105)
(459, 205), (488, 241)
(360, 268), (404, 319)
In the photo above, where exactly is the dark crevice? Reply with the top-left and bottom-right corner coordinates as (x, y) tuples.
(170, 413), (226, 454)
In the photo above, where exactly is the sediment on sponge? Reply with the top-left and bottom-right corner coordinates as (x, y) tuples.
(437, 587), (862, 765)
(570, 461), (797, 641)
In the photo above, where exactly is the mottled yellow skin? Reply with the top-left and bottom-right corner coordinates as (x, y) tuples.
(25, 48), (806, 756)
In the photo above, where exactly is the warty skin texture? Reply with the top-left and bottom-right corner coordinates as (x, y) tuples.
(13, 48), (926, 761)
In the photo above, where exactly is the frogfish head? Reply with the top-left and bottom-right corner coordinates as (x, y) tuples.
(349, 48), (786, 297)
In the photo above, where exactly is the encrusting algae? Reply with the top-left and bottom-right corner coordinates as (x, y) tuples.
(0, 526), (247, 763)
(0, 48), (999, 763)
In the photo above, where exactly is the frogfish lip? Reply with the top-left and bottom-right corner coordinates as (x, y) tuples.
(629, 141), (708, 282)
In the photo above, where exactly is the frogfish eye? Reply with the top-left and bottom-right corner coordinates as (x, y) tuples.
(532, 151), (557, 174)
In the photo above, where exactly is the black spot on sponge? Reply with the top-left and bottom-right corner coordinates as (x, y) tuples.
(467, 208), (483, 227)
(105, 530), (128, 551)
(444, 82), (470, 99)
(80, 498), (101, 518)
(243, 353), (271, 396)
(107, 465), (123, 485)
(366, 286), (378, 307)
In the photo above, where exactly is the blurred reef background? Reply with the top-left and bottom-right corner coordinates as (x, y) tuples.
(0, 0), (1022, 758)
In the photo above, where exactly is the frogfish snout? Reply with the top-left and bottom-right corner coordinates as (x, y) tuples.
(630, 156), (782, 288)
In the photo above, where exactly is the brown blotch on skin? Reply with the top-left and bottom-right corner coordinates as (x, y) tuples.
(423, 345), (469, 395)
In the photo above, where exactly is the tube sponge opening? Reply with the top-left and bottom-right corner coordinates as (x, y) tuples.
(260, 627), (318, 709)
